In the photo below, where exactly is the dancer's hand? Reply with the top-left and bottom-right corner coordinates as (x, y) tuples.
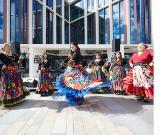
(149, 62), (153, 67)
(130, 63), (133, 68)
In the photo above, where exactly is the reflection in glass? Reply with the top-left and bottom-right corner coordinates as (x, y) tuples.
(65, 21), (69, 44)
(56, 0), (62, 15)
(87, 13), (96, 44)
(99, 8), (110, 44)
(56, 16), (62, 44)
(70, 0), (84, 21)
(130, 0), (151, 44)
(71, 19), (84, 44)
(10, 0), (28, 44)
(65, 2), (69, 21)
(0, 0), (3, 43)
(46, 9), (53, 44)
(112, 1), (127, 44)
(87, 0), (95, 13)
(98, 0), (105, 8)
(33, 0), (43, 44)
(113, 3), (119, 39)
(46, 0), (53, 9)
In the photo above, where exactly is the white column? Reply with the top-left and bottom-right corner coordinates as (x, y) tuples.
(95, 0), (99, 45)
(84, 0), (87, 44)
(126, 0), (130, 44)
(43, 0), (46, 44)
(29, 47), (34, 78)
(69, 4), (70, 43)
(62, 0), (65, 44)
(28, 0), (33, 44)
(152, 0), (160, 134)
(53, 0), (56, 44)
(7, 0), (10, 42)
(109, 0), (113, 44)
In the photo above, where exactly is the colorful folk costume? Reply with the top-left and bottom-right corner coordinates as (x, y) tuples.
(110, 58), (127, 95)
(55, 51), (111, 105)
(123, 69), (133, 95)
(93, 59), (110, 93)
(37, 59), (54, 96)
(0, 53), (29, 106)
(129, 50), (154, 102)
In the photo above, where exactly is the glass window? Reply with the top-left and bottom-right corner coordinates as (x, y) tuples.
(0, 16), (3, 43)
(87, 0), (95, 13)
(112, 1), (127, 44)
(71, 18), (84, 44)
(113, 3), (119, 39)
(70, 0), (84, 21)
(10, 0), (28, 44)
(65, 2), (69, 21)
(87, 13), (96, 44)
(56, 16), (62, 44)
(46, 9), (53, 44)
(32, 0), (43, 44)
(65, 21), (69, 44)
(99, 8), (110, 44)
(46, 0), (53, 9)
(0, 0), (3, 43)
(0, 0), (3, 15)
(130, 0), (151, 44)
(98, 0), (105, 8)
(56, 0), (62, 15)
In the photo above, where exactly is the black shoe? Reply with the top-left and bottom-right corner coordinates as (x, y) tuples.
(143, 98), (151, 103)
(136, 97), (143, 100)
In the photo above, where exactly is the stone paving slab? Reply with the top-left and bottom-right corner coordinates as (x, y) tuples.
(0, 93), (153, 135)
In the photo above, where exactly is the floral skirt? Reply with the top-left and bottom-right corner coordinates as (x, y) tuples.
(37, 69), (54, 96)
(55, 66), (111, 105)
(132, 65), (153, 99)
(0, 66), (29, 106)
(110, 66), (125, 91)
(133, 66), (153, 99)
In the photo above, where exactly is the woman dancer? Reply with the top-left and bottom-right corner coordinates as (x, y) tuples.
(0, 43), (29, 106)
(129, 43), (153, 102)
(55, 42), (111, 105)
(110, 52), (127, 95)
(37, 52), (54, 96)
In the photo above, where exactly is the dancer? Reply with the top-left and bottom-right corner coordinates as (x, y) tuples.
(0, 43), (29, 106)
(93, 54), (110, 93)
(129, 43), (153, 102)
(110, 52), (127, 95)
(37, 52), (54, 96)
(55, 42), (111, 105)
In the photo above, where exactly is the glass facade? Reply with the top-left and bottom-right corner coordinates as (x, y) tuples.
(46, 0), (53, 9)
(0, 0), (3, 43)
(56, 0), (62, 15)
(65, 2), (69, 21)
(130, 0), (151, 44)
(112, 1), (127, 44)
(56, 15), (62, 44)
(87, 13), (96, 44)
(65, 21), (69, 44)
(87, 0), (95, 13)
(71, 18), (84, 44)
(32, 0), (43, 44)
(99, 8), (110, 44)
(0, 0), (152, 45)
(98, 0), (105, 8)
(10, 0), (28, 44)
(70, 0), (84, 21)
(46, 9), (53, 44)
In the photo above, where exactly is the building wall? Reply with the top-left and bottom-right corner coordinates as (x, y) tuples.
(0, 0), (152, 45)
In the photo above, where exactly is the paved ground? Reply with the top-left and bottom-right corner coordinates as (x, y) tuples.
(0, 93), (153, 135)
